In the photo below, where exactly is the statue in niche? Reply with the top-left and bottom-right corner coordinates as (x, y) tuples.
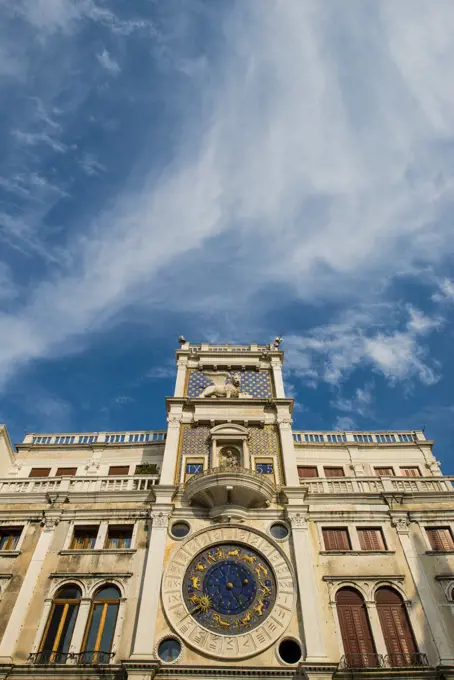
(219, 447), (241, 468)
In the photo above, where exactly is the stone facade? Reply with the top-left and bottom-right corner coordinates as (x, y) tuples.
(0, 343), (452, 680)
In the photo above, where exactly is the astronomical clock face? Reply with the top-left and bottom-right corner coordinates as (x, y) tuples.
(182, 544), (277, 634)
(162, 526), (295, 660)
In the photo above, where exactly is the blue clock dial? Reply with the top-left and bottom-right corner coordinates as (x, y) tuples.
(183, 544), (276, 635)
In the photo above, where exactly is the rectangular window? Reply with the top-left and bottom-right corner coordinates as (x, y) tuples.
(400, 467), (421, 477)
(55, 467), (77, 476)
(324, 467), (345, 477)
(108, 466), (129, 476)
(186, 463), (203, 474)
(298, 466), (318, 478)
(426, 527), (454, 552)
(71, 526), (98, 550)
(0, 527), (22, 551)
(256, 463), (274, 474)
(357, 527), (386, 551)
(104, 525), (133, 549)
(29, 468), (51, 478)
(322, 527), (351, 551)
(374, 467), (395, 476)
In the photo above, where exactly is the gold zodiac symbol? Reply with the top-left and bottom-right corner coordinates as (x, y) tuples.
(254, 600), (264, 617)
(215, 547), (224, 559)
(226, 549), (239, 557)
(239, 611), (252, 626)
(195, 562), (206, 571)
(189, 594), (199, 606)
(241, 553), (256, 565)
(213, 614), (230, 628)
(258, 563), (268, 576)
(258, 577), (271, 596)
(190, 576), (200, 589)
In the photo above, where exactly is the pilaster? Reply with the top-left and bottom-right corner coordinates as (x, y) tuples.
(287, 511), (328, 662)
(0, 515), (59, 662)
(130, 505), (172, 660)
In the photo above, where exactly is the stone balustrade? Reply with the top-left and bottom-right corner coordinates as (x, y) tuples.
(299, 476), (454, 494)
(293, 430), (425, 444)
(0, 474), (159, 496)
(22, 431), (167, 446)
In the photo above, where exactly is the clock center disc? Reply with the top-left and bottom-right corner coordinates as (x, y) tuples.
(203, 560), (256, 615)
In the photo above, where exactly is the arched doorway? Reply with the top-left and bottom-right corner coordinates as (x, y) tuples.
(376, 587), (417, 666)
(336, 587), (376, 667)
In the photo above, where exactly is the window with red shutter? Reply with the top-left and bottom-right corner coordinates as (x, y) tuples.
(400, 467), (421, 477)
(323, 527), (351, 551)
(324, 467), (345, 477)
(374, 467), (394, 476)
(336, 588), (376, 667)
(376, 587), (417, 666)
(29, 468), (51, 478)
(357, 528), (386, 551)
(56, 467), (77, 476)
(108, 466), (129, 476)
(426, 527), (454, 551)
(297, 466), (318, 478)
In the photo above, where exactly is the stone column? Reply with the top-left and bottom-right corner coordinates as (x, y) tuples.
(277, 415), (300, 486)
(271, 358), (285, 398)
(159, 416), (182, 485)
(287, 512), (328, 661)
(365, 601), (387, 658)
(174, 358), (188, 398)
(68, 598), (92, 656)
(392, 515), (454, 664)
(130, 510), (171, 659)
(0, 516), (59, 662)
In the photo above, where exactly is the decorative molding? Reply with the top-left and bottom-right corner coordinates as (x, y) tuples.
(49, 572), (133, 579)
(391, 515), (410, 534)
(286, 512), (307, 529)
(151, 511), (171, 528)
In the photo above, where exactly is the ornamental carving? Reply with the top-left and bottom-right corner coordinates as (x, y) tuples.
(162, 526), (295, 659)
(152, 512), (170, 528)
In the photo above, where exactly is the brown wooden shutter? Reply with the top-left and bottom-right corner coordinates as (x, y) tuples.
(336, 588), (376, 667)
(324, 467), (345, 477)
(29, 468), (51, 478)
(374, 467), (394, 476)
(376, 587), (417, 666)
(297, 466), (318, 478)
(108, 466), (129, 476)
(323, 528), (351, 551)
(401, 467), (421, 477)
(56, 467), (77, 476)
(358, 528), (385, 551)
(426, 527), (454, 551)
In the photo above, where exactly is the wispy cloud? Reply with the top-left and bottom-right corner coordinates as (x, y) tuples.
(97, 49), (120, 75)
(331, 384), (374, 417)
(0, 0), (454, 393)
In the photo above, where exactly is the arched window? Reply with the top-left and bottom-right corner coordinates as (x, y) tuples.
(39, 585), (81, 663)
(336, 587), (376, 668)
(376, 587), (417, 666)
(81, 585), (121, 663)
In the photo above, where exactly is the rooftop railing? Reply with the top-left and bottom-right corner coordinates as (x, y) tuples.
(338, 652), (429, 670)
(293, 430), (423, 444)
(24, 430), (166, 446)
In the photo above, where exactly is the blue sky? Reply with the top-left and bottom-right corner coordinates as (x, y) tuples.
(1, 1), (454, 471)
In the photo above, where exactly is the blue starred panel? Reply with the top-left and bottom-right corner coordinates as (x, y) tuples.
(187, 370), (273, 399)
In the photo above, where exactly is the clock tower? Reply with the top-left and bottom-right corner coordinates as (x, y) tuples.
(130, 339), (327, 670)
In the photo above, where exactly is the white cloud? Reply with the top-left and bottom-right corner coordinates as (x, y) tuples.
(1, 1), (454, 386)
(285, 304), (441, 387)
(97, 49), (120, 75)
(331, 384), (374, 417)
(433, 278), (454, 303)
(333, 416), (357, 431)
(79, 153), (106, 176)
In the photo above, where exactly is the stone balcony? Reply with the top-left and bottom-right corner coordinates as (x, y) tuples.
(299, 476), (454, 495)
(0, 474), (159, 503)
(183, 466), (276, 510)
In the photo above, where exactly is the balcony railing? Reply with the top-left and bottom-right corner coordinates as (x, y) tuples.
(293, 430), (423, 444)
(338, 653), (384, 669)
(299, 476), (454, 494)
(29, 650), (114, 665)
(0, 474), (159, 495)
(24, 430), (166, 446)
(338, 652), (429, 670)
